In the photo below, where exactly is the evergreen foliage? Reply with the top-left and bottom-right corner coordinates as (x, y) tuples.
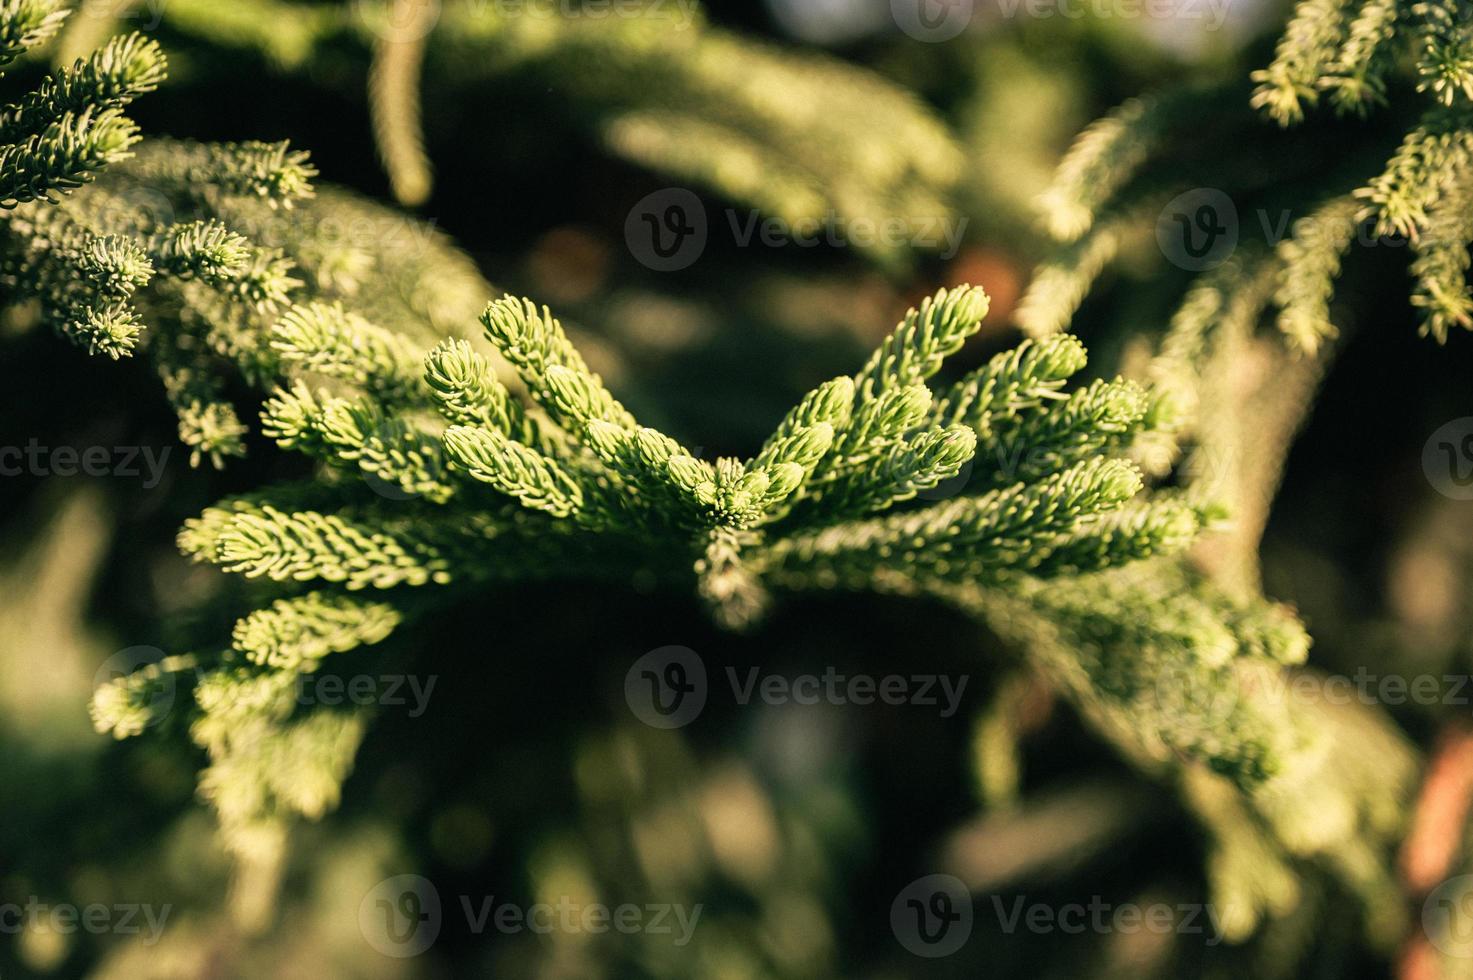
(0, 2), (1457, 974)
(1027, 0), (1473, 346)
(104, 0), (963, 263)
(0, 0), (161, 208)
(996, 0), (1461, 949)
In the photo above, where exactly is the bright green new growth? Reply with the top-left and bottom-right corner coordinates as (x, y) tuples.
(10, 2), (1420, 963)
(1024, 0), (1473, 346)
(0, 2), (162, 208)
(988, 1), (1437, 945)
(180, 282), (1183, 580)
(84, 273), (1238, 883)
(233, 592), (404, 671)
(2, 119), (507, 467)
(2, 138), (313, 459)
(0, 0), (68, 66)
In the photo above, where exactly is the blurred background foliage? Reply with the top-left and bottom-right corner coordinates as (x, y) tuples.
(1, 0), (1470, 976)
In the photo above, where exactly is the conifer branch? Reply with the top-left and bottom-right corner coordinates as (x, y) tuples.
(0, 0), (66, 71)
(1036, 95), (1178, 242)
(0, 106), (139, 206)
(115, 139), (317, 208)
(1324, 0), (1400, 113)
(0, 32), (163, 144)
(1251, 0), (1357, 124)
(1014, 211), (1135, 337)
(232, 591), (403, 671)
(1410, 161), (1473, 340)
(1274, 196), (1362, 352)
(271, 301), (427, 400)
(442, 424), (584, 518)
(1414, 0), (1473, 107)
